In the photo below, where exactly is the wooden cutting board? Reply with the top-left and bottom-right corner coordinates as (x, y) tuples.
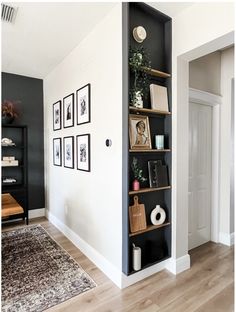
(129, 196), (147, 233)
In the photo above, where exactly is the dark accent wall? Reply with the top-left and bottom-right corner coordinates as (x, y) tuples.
(2, 72), (45, 210)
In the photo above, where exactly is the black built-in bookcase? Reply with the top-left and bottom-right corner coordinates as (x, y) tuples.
(122, 3), (172, 275)
(2, 125), (29, 224)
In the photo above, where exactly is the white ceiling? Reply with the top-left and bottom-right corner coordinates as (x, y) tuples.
(148, 2), (195, 18)
(1, 2), (115, 79)
(1, 2), (194, 79)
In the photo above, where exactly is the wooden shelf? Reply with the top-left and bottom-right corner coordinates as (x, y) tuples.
(129, 106), (171, 116)
(129, 186), (171, 195)
(1, 193), (24, 218)
(129, 222), (170, 237)
(129, 149), (171, 153)
(2, 145), (25, 149)
(142, 66), (171, 78)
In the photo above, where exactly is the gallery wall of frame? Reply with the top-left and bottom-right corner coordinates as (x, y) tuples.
(52, 84), (91, 172)
(122, 3), (172, 276)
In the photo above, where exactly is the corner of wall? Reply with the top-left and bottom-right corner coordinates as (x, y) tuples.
(165, 254), (190, 275)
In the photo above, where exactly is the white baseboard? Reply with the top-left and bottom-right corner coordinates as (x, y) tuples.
(47, 211), (192, 288)
(47, 211), (123, 288)
(165, 254), (190, 275)
(219, 232), (234, 246)
(29, 208), (45, 219)
(122, 258), (169, 288)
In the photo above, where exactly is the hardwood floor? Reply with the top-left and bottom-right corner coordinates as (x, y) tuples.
(2, 218), (234, 312)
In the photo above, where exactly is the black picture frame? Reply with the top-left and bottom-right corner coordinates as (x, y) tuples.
(76, 84), (91, 125)
(148, 160), (169, 188)
(76, 134), (90, 172)
(53, 138), (62, 166)
(53, 101), (61, 131)
(63, 93), (74, 128)
(63, 136), (74, 169)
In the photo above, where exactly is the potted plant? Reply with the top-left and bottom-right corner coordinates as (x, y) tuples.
(2, 100), (18, 125)
(129, 46), (151, 108)
(131, 157), (146, 191)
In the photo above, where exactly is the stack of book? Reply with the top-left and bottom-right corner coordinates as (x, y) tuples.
(1, 156), (19, 167)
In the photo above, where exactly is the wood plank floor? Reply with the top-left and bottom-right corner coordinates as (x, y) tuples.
(2, 218), (234, 312)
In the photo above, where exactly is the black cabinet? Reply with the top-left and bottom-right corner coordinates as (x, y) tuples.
(2, 125), (28, 224)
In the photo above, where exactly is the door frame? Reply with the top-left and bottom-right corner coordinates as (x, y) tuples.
(189, 88), (222, 243)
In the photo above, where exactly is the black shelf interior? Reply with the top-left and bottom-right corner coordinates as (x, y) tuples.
(128, 226), (171, 274)
(122, 2), (172, 276)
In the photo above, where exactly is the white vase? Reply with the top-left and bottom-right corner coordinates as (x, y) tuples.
(132, 244), (141, 271)
(133, 91), (143, 108)
(150, 205), (166, 225)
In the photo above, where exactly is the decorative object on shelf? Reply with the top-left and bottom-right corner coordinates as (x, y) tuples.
(53, 100), (62, 131)
(155, 135), (165, 150)
(63, 136), (74, 169)
(148, 160), (169, 188)
(150, 84), (169, 112)
(2, 157), (19, 167)
(150, 205), (166, 225)
(131, 157), (146, 191)
(129, 195), (147, 233)
(129, 46), (151, 107)
(63, 94), (74, 128)
(132, 244), (141, 271)
(53, 138), (62, 167)
(133, 26), (147, 43)
(133, 91), (143, 108)
(2, 100), (19, 125)
(129, 114), (152, 150)
(132, 179), (140, 191)
(76, 84), (91, 125)
(76, 134), (90, 172)
(1, 138), (16, 146)
(148, 160), (162, 188)
(2, 177), (17, 184)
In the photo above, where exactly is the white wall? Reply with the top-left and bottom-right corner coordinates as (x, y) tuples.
(189, 51), (221, 95)
(172, 2), (234, 261)
(219, 47), (234, 237)
(44, 4), (123, 283)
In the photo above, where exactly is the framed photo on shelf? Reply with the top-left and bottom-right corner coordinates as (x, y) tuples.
(148, 160), (169, 188)
(63, 93), (74, 128)
(63, 136), (74, 169)
(76, 84), (91, 125)
(129, 114), (152, 150)
(53, 138), (62, 166)
(53, 101), (61, 131)
(76, 134), (90, 172)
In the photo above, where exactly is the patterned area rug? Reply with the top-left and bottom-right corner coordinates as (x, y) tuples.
(2, 225), (96, 312)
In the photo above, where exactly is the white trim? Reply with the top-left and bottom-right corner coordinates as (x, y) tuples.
(47, 211), (123, 288)
(165, 254), (191, 275)
(121, 259), (169, 288)
(189, 88), (222, 106)
(219, 232), (235, 246)
(189, 88), (221, 244)
(47, 211), (191, 289)
(29, 208), (45, 219)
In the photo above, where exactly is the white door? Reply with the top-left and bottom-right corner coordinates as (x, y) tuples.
(188, 102), (212, 250)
